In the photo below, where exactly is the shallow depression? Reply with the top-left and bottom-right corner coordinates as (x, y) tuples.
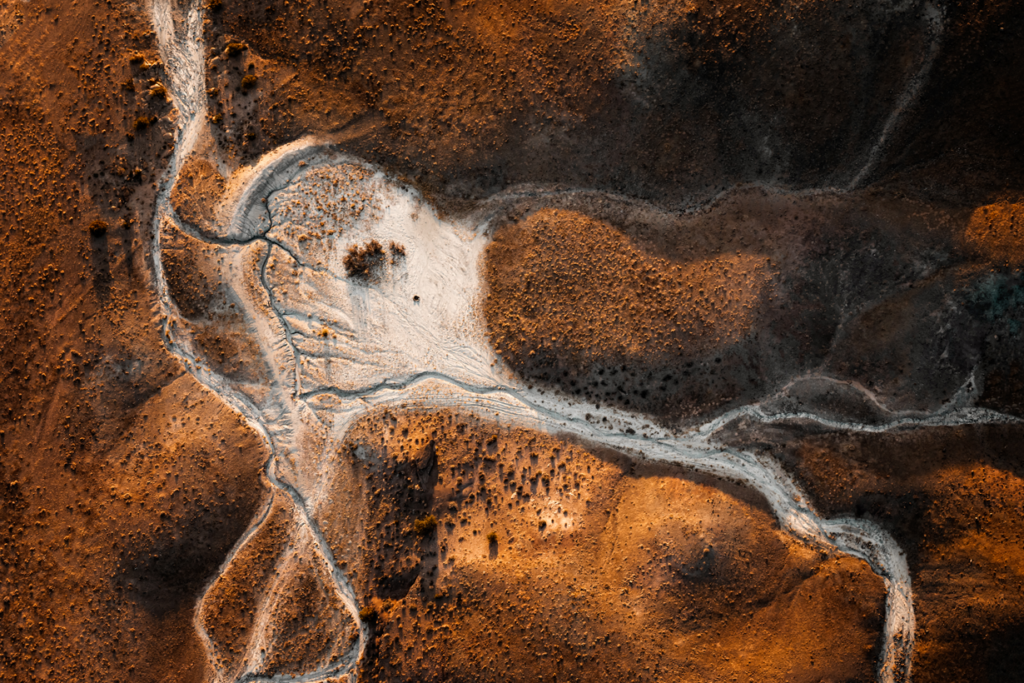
(261, 158), (499, 396)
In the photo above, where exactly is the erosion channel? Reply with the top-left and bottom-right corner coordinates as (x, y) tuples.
(146, 1), (1017, 682)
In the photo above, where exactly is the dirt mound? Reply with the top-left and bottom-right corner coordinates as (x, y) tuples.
(170, 155), (226, 235)
(335, 408), (886, 683)
(964, 201), (1024, 265)
(487, 207), (772, 365)
(485, 207), (775, 417)
(724, 420), (1024, 683)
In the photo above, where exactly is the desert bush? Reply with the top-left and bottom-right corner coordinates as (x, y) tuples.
(413, 514), (438, 537)
(344, 239), (386, 278)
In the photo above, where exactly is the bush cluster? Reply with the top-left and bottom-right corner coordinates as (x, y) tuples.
(343, 239), (386, 278)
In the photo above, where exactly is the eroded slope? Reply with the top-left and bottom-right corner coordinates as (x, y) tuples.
(485, 189), (1024, 423)
(331, 409), (886, 683)
(721, 419), (1024, 683)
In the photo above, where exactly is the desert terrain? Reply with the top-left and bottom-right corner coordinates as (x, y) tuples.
(1, 0), (1023, 682)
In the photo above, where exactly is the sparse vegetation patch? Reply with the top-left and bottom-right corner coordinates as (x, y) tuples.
(344, 239), (386, 279)
(413, 514), (438, 537)
(389, 241), (406, 262)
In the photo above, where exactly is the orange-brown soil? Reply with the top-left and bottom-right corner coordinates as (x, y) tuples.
(0, 3), (268, 682)
(721, 420), (1024, 683)
(0, 366), (268, 682)
(170, 155), (227, 236)
(484, 191), (959, 419)
(2, 0), (1023, 679)
(161, 220), (271, 386)
(199, 489), (359, 678)
(964, 200), (1024, 266)
(199, 491), (296, 673)
(485, 206), (775, 417)
(332, 409), (886, 683)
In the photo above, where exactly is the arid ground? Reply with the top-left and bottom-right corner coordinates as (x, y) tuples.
(1, 0), (1023, 682)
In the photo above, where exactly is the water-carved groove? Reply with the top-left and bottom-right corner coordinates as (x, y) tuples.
(148, 1), (367, 680)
